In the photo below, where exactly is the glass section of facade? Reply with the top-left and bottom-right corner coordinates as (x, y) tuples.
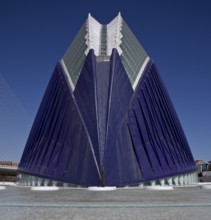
(120, 19), (148, 85)
(100, 25), (107, 56)
(63, 22), (87, 86)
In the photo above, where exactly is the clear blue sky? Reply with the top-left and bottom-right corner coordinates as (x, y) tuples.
(0, 0), (211, 162)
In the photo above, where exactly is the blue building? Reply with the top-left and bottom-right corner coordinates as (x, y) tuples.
(18, 13), (196, 187)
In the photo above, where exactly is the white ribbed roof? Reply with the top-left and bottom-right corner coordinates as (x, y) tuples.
(85, 12), (123, 56)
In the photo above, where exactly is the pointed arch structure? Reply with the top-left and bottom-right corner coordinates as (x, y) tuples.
(18, 14), (196, 187)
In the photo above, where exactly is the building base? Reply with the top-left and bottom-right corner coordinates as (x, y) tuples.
(17, 172), (198, 188)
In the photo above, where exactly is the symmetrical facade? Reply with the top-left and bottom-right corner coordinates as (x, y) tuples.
(18, 13), (196, 187)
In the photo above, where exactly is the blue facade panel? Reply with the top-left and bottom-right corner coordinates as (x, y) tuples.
(74, 50), (100, 169)
(104, 49), (142, 186)
(95, 60), (111, 168)
(19, 63), (101, 186)
(127, 60), (196, 181)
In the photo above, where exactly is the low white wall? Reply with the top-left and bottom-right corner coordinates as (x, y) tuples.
(202, 171), (211, 177)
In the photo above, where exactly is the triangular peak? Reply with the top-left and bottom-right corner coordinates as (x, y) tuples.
(62, 13), (149, 90)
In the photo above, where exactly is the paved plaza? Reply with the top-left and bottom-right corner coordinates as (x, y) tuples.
(0, 185), (211, 219)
